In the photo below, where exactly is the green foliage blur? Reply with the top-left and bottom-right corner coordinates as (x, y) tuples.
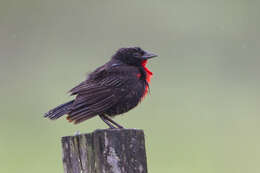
(1, 0), (260, 173)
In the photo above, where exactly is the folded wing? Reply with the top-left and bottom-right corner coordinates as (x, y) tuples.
(67, 75), (129, 124)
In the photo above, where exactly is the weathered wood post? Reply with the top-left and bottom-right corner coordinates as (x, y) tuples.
(61, 129), (147, 173)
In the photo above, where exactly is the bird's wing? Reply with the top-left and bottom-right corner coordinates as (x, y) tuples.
(69, 65), (107, 95)
(67, 66), (137, 124)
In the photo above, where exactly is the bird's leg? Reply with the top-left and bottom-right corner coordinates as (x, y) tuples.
(99, 114), (115, 129)
(103, 115), (124, 129)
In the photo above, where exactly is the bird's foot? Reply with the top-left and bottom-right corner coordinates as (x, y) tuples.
(99, 114), (124, 129)
(103, 115), (124, 129)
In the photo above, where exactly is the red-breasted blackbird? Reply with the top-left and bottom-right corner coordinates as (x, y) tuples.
(44, 47), (157, 128)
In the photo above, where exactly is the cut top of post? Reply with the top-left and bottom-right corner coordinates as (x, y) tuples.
(62, 129), (148, 173)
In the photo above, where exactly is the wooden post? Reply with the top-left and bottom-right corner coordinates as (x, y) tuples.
(61, 129), (148, 173)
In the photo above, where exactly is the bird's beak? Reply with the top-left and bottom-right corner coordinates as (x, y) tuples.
(142, 51), (157, 59)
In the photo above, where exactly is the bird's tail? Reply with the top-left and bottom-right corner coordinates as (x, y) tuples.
(44, 100), (74, 120)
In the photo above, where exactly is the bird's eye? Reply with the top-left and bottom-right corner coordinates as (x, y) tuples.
(133, 52), (141, 57)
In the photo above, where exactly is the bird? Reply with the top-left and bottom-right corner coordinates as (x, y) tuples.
(44, 47), (157, 128)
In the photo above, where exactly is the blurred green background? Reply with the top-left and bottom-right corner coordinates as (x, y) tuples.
(1, 0), (260, 172)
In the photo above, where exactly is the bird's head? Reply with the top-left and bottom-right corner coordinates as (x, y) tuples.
(112, 47), (157, 66)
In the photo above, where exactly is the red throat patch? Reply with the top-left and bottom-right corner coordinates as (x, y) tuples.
(141, 60), (153, 99)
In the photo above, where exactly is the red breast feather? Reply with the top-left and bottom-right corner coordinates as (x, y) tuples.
(141, 60), (153, 98)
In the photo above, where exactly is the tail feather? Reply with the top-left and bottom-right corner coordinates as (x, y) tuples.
(44, 100), (74, 120)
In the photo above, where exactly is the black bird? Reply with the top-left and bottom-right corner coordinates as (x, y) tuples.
(44, 47), (157, 128)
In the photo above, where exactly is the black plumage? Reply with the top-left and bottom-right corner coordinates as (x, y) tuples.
(44, 47), (157, 128)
